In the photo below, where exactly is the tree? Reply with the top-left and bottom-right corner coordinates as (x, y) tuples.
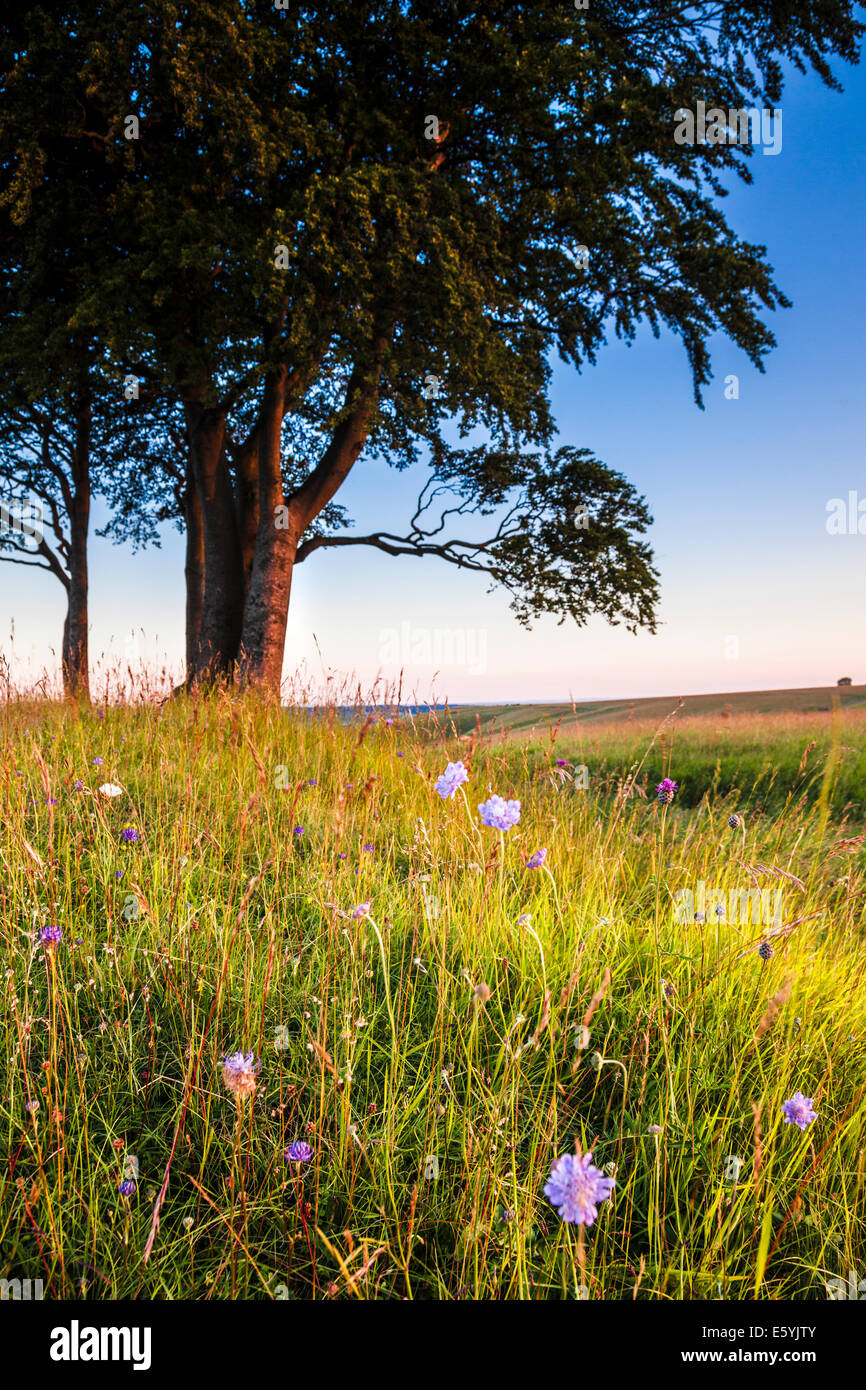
(2, 2), (862, 692)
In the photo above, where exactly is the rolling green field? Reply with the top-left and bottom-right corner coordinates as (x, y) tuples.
(1, 691), (864, 1300)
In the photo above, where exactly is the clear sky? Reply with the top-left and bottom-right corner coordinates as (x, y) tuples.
(2, 58), (864, 703)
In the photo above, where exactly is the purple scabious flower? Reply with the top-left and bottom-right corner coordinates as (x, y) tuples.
(363, 843), (374, 852)
(656, 777), (677, 805)
(293, 826), (305, 836)
(434, 760), (469, 799)
(38, 924), (63, 948)
(544, 1151), (615, 1227)
(221, 1051), (260, 1100)
(285, 1141), (313, 1163)
(781, 1091), (817, 1131)
(555, 758), (569, 768)
(352, 900), (371, 919)
(527, 848), (548, 869)
(118, 1179), (136, 1197)
(74, 779), (85, 791)
(478, 795), (521, 831)
(120, 826), (139, 843)
(93, 757), (104, 766)
(115, 870), (124, 881)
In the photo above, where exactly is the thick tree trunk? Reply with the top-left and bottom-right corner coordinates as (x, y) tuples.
(61, 399), (91, 702)
(184, 402), (244, 682)
(184, 461), (204, 679)
(237, 368), (293, 691)
(234, 438), (259, 610)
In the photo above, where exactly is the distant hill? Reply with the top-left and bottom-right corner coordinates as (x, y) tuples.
(446, 684), (866, 736)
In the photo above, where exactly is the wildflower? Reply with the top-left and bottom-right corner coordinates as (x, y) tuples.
(434, 760), (469, 799)
(758, 940), (774, 960)
(352, 900), (371, 919)
(221, 1051), (260, 1101)
(694, 912), (706, 924)
(363, 843), (374, 852)
(93, 757), (104, 766)
(544, 1150), (615, 1227)
(478, 795), (521, 831)
(38, 924), (63, 948)
(648, 1124), (664, 1135)
(781, 1092), (817, 1131)
(115, 870), (123, 880)
(517, 913), (531, 926)
(285, 1141), (313, 1163)
(293, 826), (305, 836)
(555, 758), (569, 767)
(729, 813), (743, 829)
(98, 783), (123, 798)
(473, 982), (491, 1005)
(182, 1216), (194, 1231)
(526, 848), (548, 869)
(714, 903), (726, 918)
(118, 1179), (136, 1197)
(120, 825), (139, 843)
(25, 1099), (40, 1115)
(656, 777), (677, 805)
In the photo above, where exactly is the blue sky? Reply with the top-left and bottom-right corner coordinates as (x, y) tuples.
(3, 57), (864, 702)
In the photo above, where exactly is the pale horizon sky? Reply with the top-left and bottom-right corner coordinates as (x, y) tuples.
(2, 59), (864, 704)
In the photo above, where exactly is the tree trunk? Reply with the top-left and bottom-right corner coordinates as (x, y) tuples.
(234, 436), (259, 610)
(184, 401), (244, 682)
(237, 368), (293, 691)
(61, 398), (91, 702)
(184, 460), (204, 679)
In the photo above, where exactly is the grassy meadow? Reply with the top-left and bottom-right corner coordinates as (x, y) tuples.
(1, 691), (865, 1301)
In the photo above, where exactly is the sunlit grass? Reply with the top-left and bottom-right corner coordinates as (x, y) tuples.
(1, 691), (864, 1299)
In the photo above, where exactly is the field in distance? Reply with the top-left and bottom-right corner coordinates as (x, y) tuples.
(448, 683), (866, 737)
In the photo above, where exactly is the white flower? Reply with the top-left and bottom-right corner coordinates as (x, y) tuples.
(98, 783), (123, 798)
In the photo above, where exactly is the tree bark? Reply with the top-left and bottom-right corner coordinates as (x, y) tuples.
(183, 458), (204, 679)
(61, 396), (91, 702)
(237, 368), (293, 691)
(184, 401), (244, 682)
(237, 349), (386, 692)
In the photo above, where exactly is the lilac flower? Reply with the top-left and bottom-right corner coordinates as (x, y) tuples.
(293, 826), (305, 836)
(115, 870), (123, 881)
(308, 779), (318, 786)
(285, 1141), (313, 1163)
(120, 826), (139, 843)
(363, 843), (374, 852)
(221, 1051), (260, 1100)
(46, 796), (58, 806)
(38, 924), (63, 948)
(434, 760), (469, 799)
(74, 779), (84, 791)
(352, 901), (371, 919)
(544, 1150), (615, 1227)
(555, 758), (569, 768)
(781, 1092), (817, 1131)
(656, 777), (677, 805)
(118, 1179), (136, 1197)
(478, 795), (521, 831)
(526, 848), (548, 869)
(93, 757), (104, 767)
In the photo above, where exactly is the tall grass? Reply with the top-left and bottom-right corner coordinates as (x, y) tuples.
(1, 691), (864, 1300)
